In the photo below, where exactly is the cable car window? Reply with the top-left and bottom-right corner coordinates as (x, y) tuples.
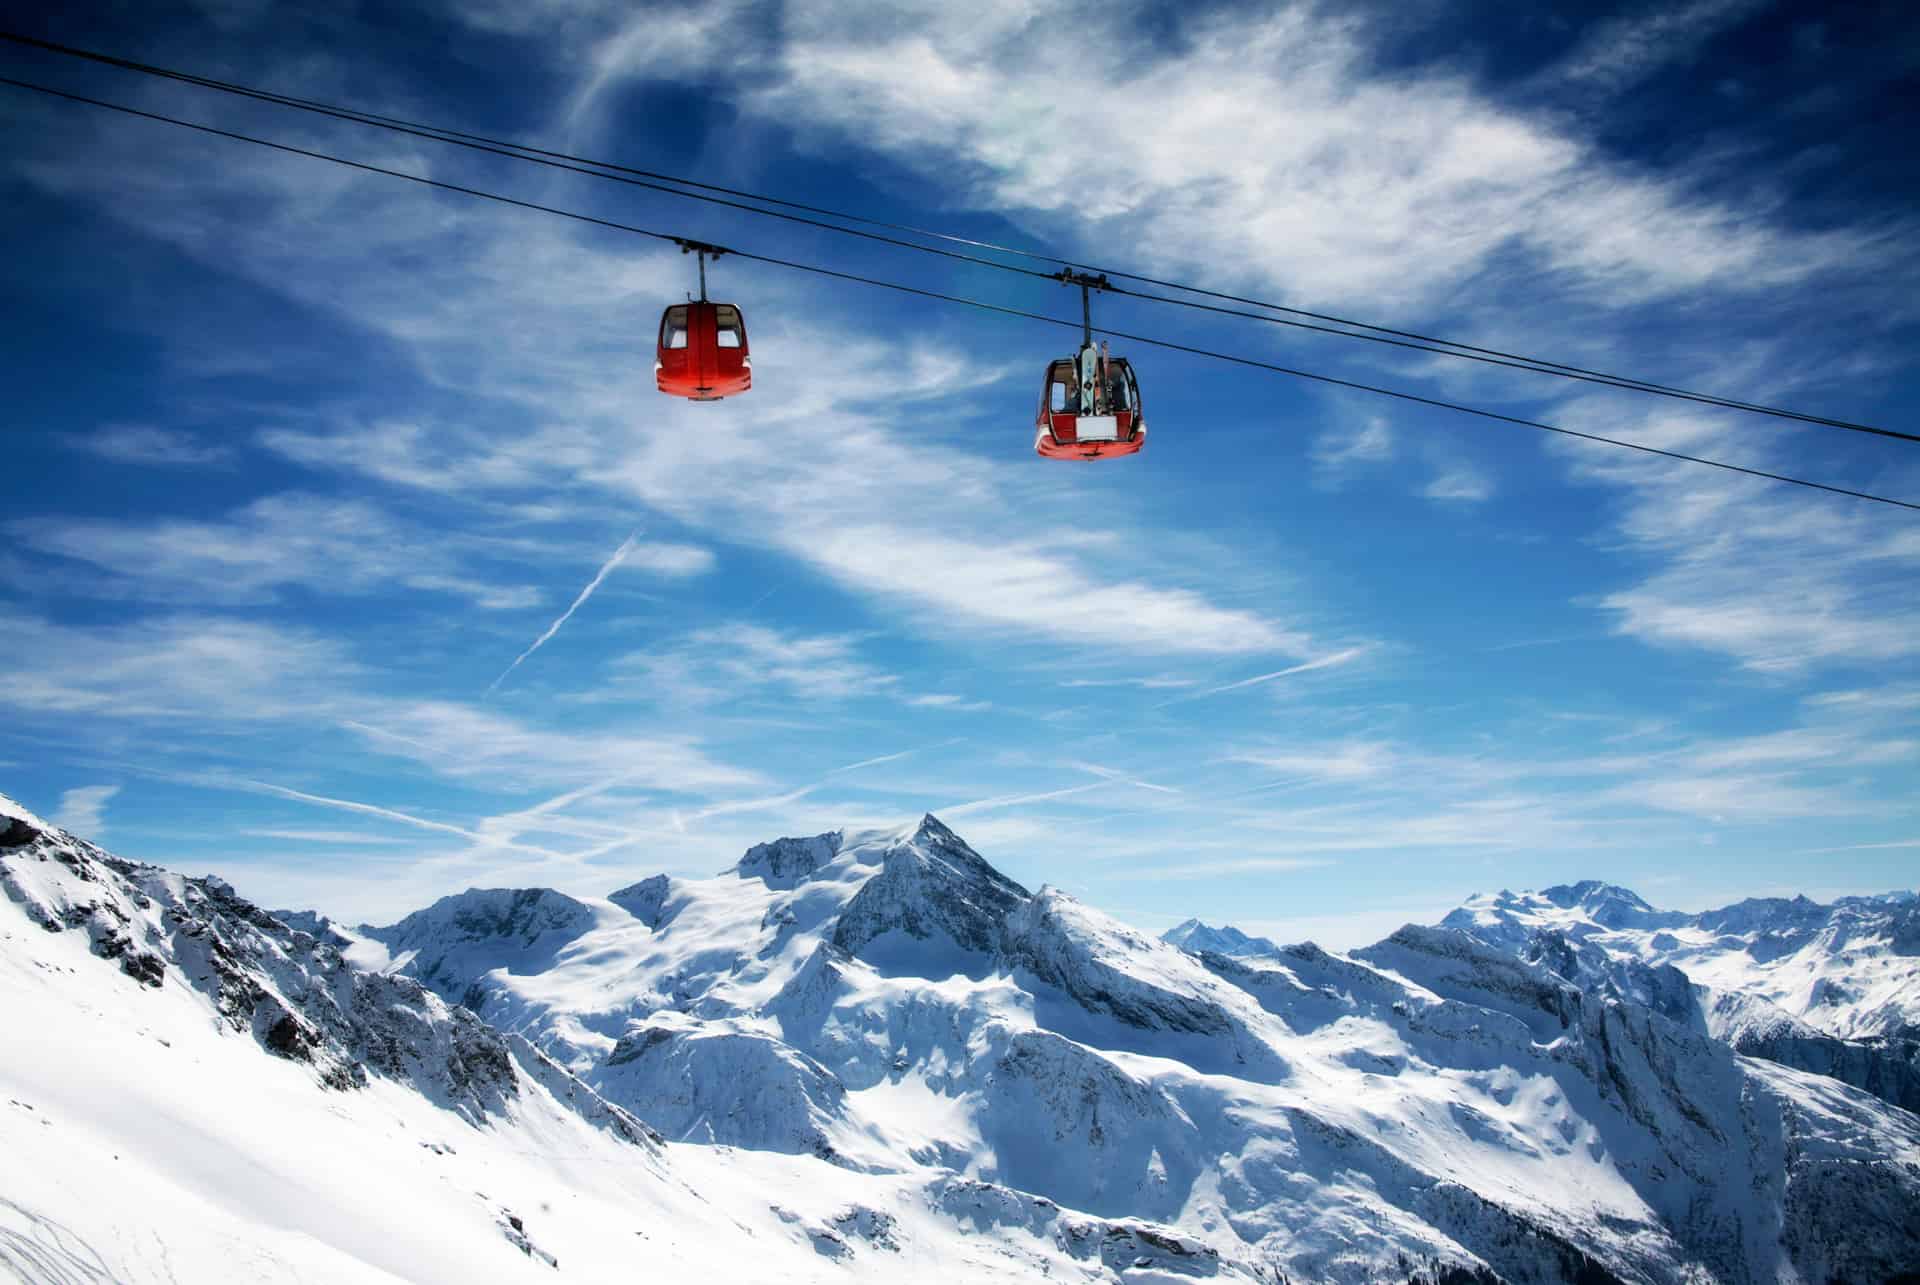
(713, 305), (744, 349)
(663, 305), (690, 350)
(1049, 377), (1069, 413)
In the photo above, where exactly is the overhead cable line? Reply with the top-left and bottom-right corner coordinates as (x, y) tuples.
(4, 74), (1916, 514)
(3, 28), (1911, 445)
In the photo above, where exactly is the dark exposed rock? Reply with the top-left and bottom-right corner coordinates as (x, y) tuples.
(732, 832), (843, 890)
(831, 815), (1027, 959)
(609, 873), (675, 928)
(0, 814), (654, 1144)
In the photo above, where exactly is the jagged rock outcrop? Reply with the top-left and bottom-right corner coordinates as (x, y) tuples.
(732, 831), (843, 890)
(359, 886), (599, 1009)
(1431, 878), (1920, 1120)
(0, 799), (654, 1143)
(829, 814), (1027, 959)
(608, 873), (675, 928)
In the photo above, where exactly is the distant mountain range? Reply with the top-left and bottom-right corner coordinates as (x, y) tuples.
(4, 789), (1918, 1283)
(1167, 878), (1920, 1117)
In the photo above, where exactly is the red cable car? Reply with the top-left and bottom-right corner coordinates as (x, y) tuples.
(1034, 347), (1145, 460)
(1034, 271), (1145, 460)
(656, 243), (751, 402)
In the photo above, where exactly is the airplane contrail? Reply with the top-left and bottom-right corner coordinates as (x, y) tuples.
(1154, 646), (1367, 707)
(488, 533), (639, 693)
(1200, 646), (1366, 696)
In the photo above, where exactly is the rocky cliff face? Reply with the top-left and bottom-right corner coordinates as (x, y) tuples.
(829, 815), (1026, 959)
(1429, 878), (1920, 1120)
(0, 797), (654, 1140)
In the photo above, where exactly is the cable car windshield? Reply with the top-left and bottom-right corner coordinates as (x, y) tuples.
(662, 305), (690, 350)
(713, 304), (744, 349)
(1046, 361), (1077, 413)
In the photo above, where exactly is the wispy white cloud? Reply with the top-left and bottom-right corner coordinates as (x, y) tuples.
(1599, 772), (1850, 823)
(341, 701), (761, 794)
(906, 693), (990, 711)
(1310, 418), (1394, 489)
(1226, 742), (1398, 783)
(1423, 467), (1494, 503)
(1057, 676), (1197, 690)
(612, 624), (900, 707)
(0, 611), (358, 720)
(1557, 406), (1920, 673)
(66, 425), (234, 468)
(239, 828), (418, 846)
(1549, 0), (1768, 95)
(50, 784), (120, 837)
(261, 420), (596, 496)
(9, 492), (546, 610)
(1112, 856), (1334, 880)
(1798, 839), (1920, 854)
(785, 524), (1305, 657)
(715, 3), (1877, 310)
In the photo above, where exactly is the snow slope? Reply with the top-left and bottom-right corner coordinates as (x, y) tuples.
(0, 795), (1281, 1283)
(349, 814), (1920, 1283)
(1442, 881), (1920, 1043)
(1432, 881), (1920, 1116)
(8, 789), (1920, 1282)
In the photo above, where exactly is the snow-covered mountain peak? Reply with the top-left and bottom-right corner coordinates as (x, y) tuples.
(827, 815), (1028, 961)
(373, 885), (597, 944)
(0, 788), (51, 838)
(731, 829), (846, 889)
(1442, 880), (1686, 950)
(1434, 874), (1920, 1125)
(1161, 917), (1282, 958)
(355, 885), (612, 1005)
(608, 871), (674, 926)
(1537, 879), (1659, 924)
(726, 815), (982, 893)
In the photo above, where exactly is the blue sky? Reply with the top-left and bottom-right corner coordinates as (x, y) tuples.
(3, 0), (1917, 947)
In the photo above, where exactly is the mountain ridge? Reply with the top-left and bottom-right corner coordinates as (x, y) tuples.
(8, 793), (1920, 1282)
(1169, 877), (1920, 1119)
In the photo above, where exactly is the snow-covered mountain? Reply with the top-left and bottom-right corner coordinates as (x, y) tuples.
(7, 793), (1920, 1283)
(1443, 882), (1920, 1042)
(1161, 918), (1282, 958)
(1433, 881), (1920, 1116)
(343, 816), (1920, 1283)
(0, 797), (1269, 1282)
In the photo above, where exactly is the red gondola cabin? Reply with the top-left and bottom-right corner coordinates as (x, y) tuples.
(656, 301), (751, 401)
(1034, 353), (1145, 460)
